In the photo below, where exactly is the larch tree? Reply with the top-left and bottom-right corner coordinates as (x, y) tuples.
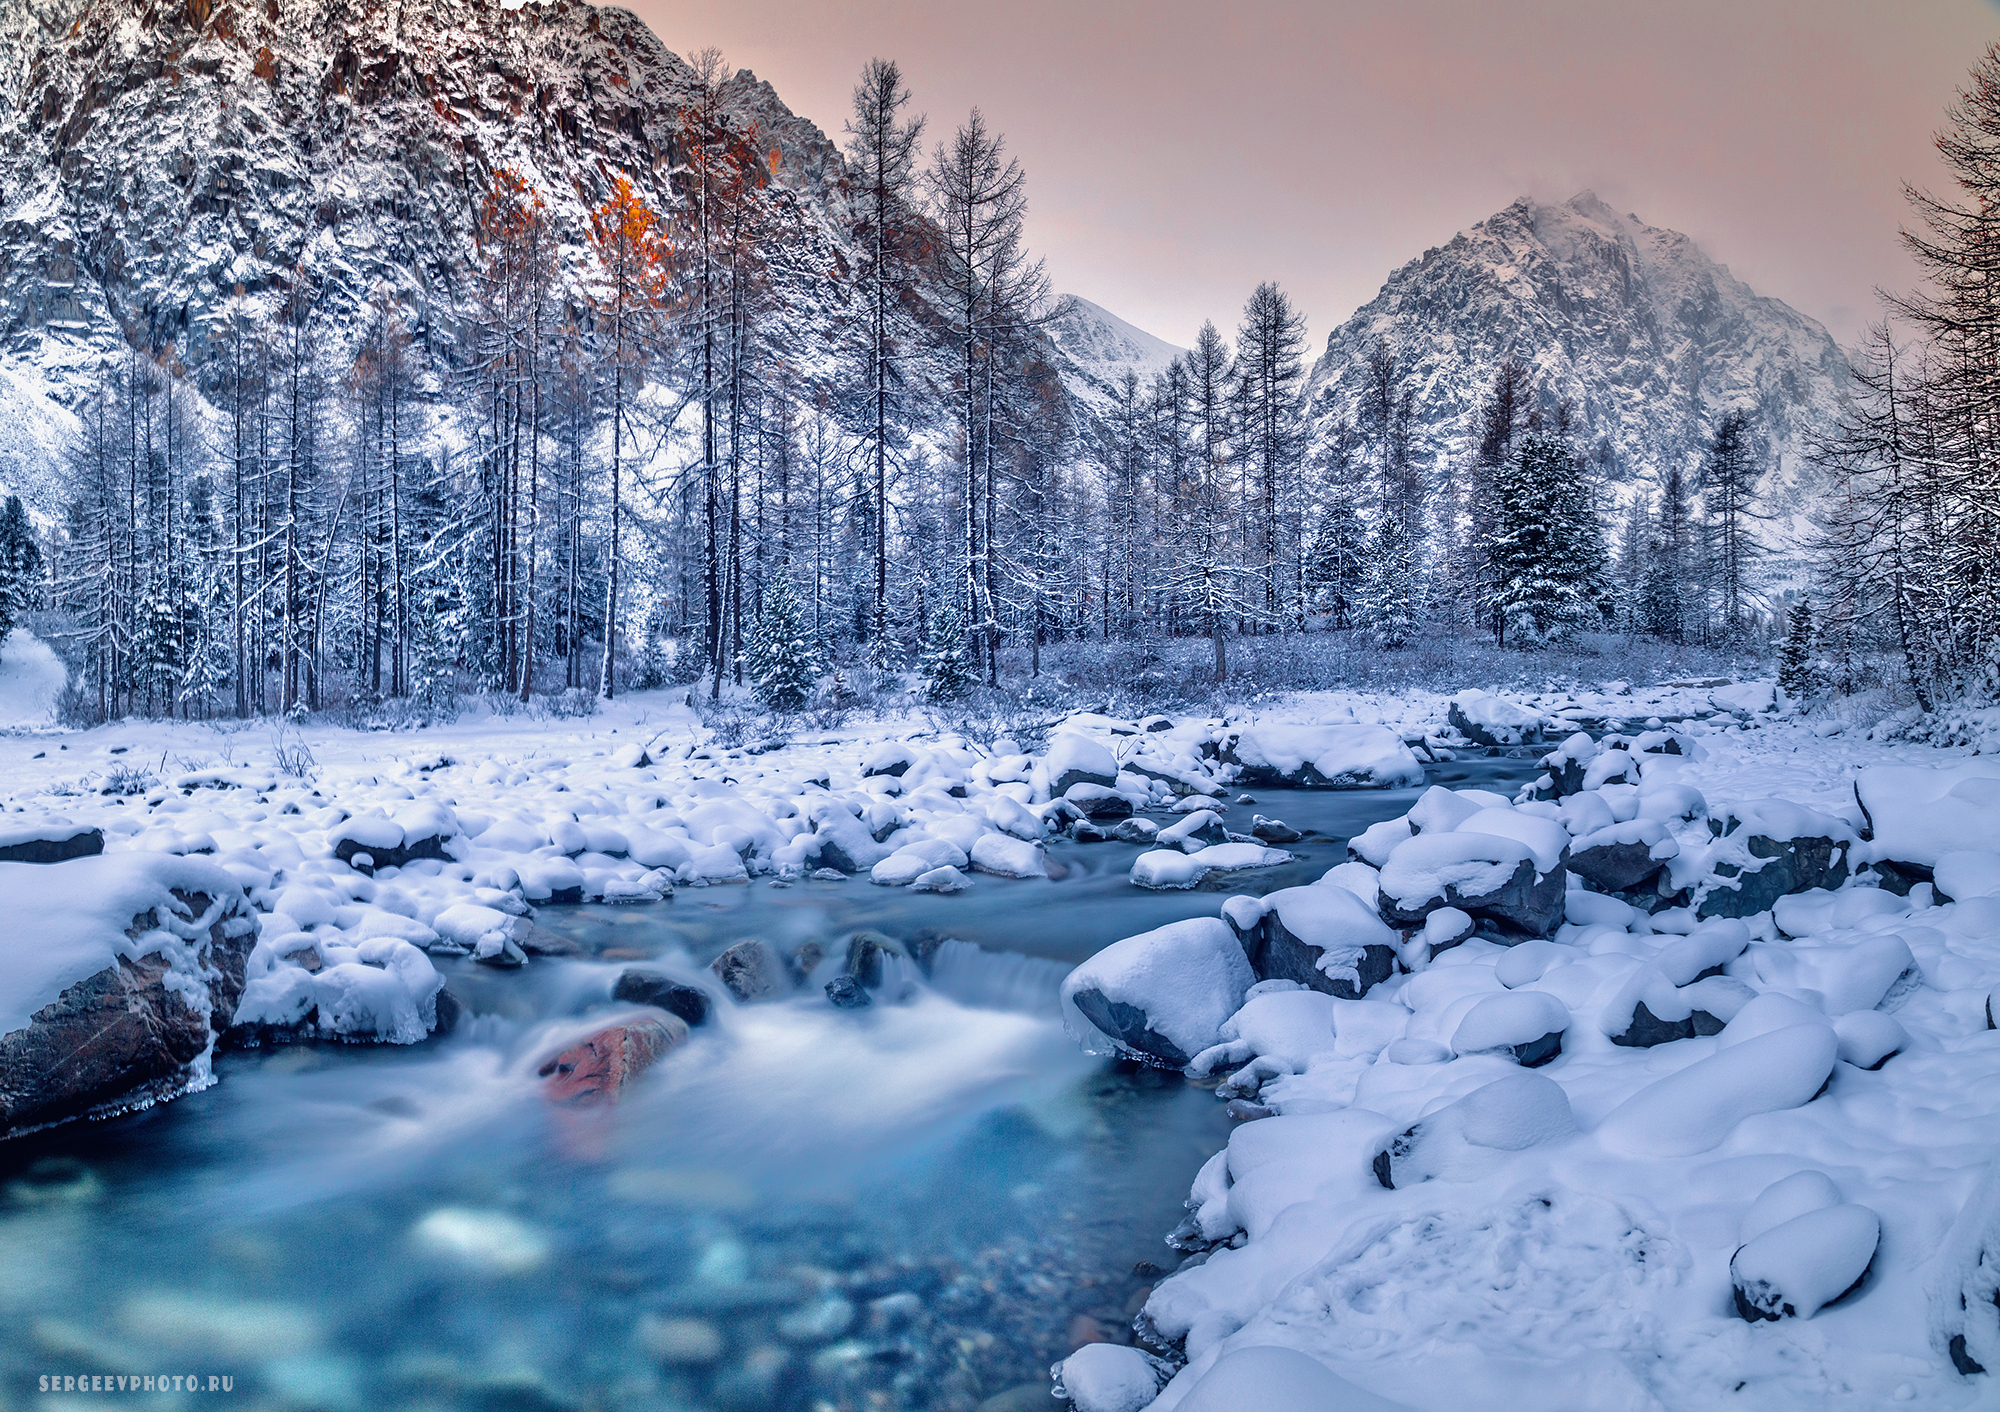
(1233, 281), (1308, 624)
(587, 174), (669, 700)
(1700, 408), (1766, 640)
(844, 58), (925, 659)
(925, 107), (1037, 685)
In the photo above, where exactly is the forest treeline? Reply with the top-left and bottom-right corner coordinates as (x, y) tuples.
(40, 49), (1819, 722)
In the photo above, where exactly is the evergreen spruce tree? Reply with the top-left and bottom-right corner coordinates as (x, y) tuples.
(0, 496), (42, 647)
(1777, 599), (1820, 703)
(918, 599), (973, 703)
(743, 577), (822, 710)
(1489, 430), (1608, 647)
(1303, 499), (1366, 628)
(1358, 512), (1420, 649)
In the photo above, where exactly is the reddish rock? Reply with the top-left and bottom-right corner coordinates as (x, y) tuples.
(537, 1015), (687, 1106)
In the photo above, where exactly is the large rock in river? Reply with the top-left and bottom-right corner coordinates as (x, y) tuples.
(1212, 724), (1423, 789)
(0, 855), (254, 1138)
(537, 1013), (687, 1105)
(1378, 830), (1567, 938)
(1249, 883), (1399, 999)
(1062, 918), (1254, 1069)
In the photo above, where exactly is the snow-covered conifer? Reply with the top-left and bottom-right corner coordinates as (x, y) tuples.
(1777, 600), (1820, 703)
(1489, 428), (1607, 647)
(918, 599), (974, 703)
(1358, 512), (1420, 649)
(744, 578), (822, 710)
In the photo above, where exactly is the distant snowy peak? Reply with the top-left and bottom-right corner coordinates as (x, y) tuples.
(1047, 295), (1184, 409)
(1307, 190), (1850, 519)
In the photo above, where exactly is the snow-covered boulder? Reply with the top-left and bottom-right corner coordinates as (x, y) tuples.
(1378, 829), (1566, 937)
(0, 854), (255, 1137)
(1596, 1022), (1838, 1157)
(1372, 1072), (1575, 1188)
(861, 741), (917, 778)
(1601, 963), (1752, 1048)
(1568, 818), (1678, 894)
(1063, 918), (1255, 1068)
(1249, 814), (1302, 844)
(232, 931), (445, 1044)
(330, 802), (461, 872)
(1213, 723), (1424, 789)
(1449, 989), (1570, 1066)
(1190, 987), (1339, 1088)
(1732, 1203), (1879, 1321)
(907, 864), (969, 893)
(1065, 782), (1134, 820)
(1676, 801), (1853, 918)
(1447, 689), (1545, 746)
(1740, 1170), (1844, 1244)
(1935, 849), (2000, 902)
(968, 833), (1052, 880)
(0, 818), (104, 865)
(808, 800), (893, 875)
(1856, 762), (2000, 884)
(1130, 842), (1291, 890)
(1833, 1010), (1908, 1070)
(869, 838), (969, 886)
(1252, 883), (1400, 999)
(1158, 809), (1229, 852)
(1053, 1343), (1168, 1412)
(1043, 732), (1119, 796)
(1747, 933), (1918, 1015)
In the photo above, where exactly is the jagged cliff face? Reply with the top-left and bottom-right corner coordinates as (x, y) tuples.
(0, 0), (856, 393)
(1306, 192), (1851, 528)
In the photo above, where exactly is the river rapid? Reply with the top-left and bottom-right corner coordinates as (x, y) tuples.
(0, 762), (1538, 1412)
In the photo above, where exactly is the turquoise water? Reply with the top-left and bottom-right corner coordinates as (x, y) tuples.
(0, 764), (1538, 1412)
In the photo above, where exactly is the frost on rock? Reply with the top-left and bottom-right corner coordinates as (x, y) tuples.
(1062, 918), (1255, 1068)
(0, 853), (254, 1135)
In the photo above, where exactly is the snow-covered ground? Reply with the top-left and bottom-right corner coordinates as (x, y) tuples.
(0, 652), (1995, 1410)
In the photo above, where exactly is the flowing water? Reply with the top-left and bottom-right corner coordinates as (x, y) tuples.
(0, 763), (1538, 1412)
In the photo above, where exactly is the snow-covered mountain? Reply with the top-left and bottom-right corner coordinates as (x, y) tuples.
(1045, 294), (1183, 411)
(1306, 192), (1851, 532)
(0, 0), (857, 385)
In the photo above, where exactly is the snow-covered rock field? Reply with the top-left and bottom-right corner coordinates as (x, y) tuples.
(1050, 688), (2000, 1411)
(0, 665), (1996, 1409)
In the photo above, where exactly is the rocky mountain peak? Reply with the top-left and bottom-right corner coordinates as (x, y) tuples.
(1307, 190), (1850, 530)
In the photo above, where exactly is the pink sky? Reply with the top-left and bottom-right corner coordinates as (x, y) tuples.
(626, 0), (1998, 354)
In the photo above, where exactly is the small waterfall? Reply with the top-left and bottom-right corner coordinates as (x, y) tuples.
(919, 939), (1071, 1015)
